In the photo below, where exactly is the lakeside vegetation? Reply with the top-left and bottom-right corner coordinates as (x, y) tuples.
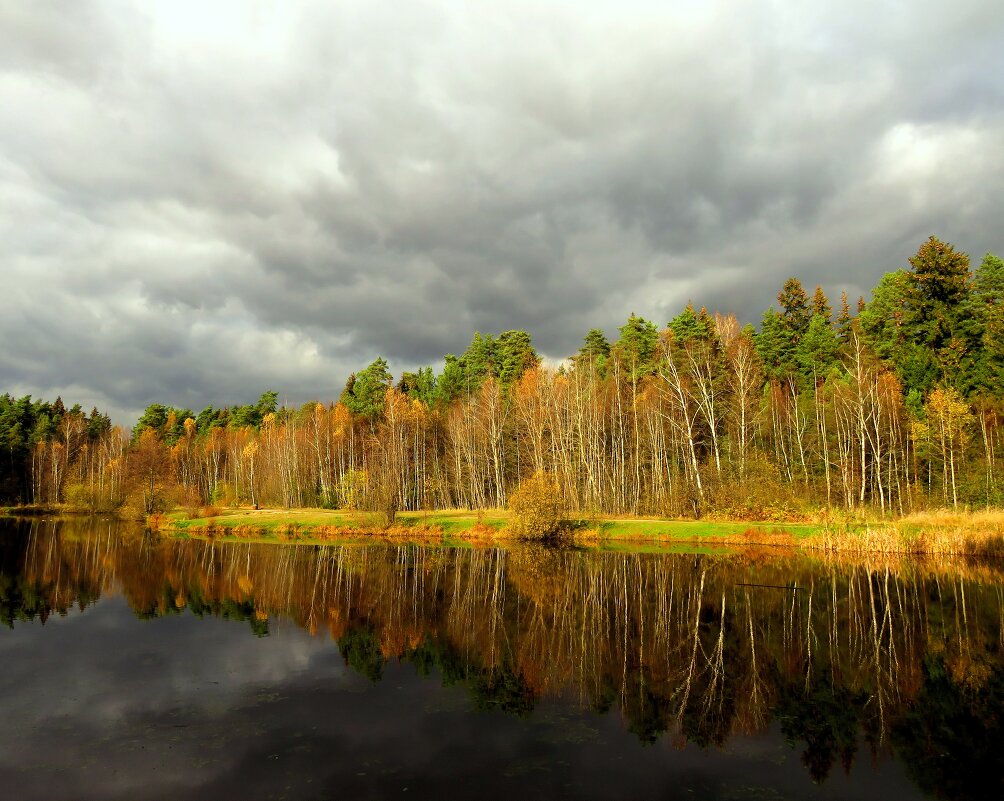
(151, 505), (818, 543)
(134, 504), (1004, 560)
(3, 237), (1004, 545)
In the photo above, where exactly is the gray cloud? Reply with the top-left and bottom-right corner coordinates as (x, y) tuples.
(2, 0), (1003, 422)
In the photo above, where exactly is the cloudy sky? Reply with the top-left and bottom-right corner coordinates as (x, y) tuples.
(2, 0), (1003, 423)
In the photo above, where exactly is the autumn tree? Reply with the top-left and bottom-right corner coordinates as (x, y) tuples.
(506, 471), (563, 540)
(919, 386), (974, 508)
(46, 235), (1002, 519)
(128, 429), (172, 515)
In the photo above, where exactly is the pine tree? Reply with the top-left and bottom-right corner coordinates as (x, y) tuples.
(462, 332), (497, 388)
(579, 329), (610, 359)
(614, 313), (659, 379)
(577, 329), (611, 377)
(342, 358), (392, 420)
(496, 330), (539, 388)
(859, 271), (910, 363)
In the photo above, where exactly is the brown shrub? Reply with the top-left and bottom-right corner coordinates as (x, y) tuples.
(737, 528), (798, 548)
(505, 471), (563, 540)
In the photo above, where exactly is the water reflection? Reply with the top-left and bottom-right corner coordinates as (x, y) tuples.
(2, 517), (1003, 800)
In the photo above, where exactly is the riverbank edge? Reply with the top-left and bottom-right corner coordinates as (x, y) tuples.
(5, 504), (1002, 558)
(140, 507), (1004, 558)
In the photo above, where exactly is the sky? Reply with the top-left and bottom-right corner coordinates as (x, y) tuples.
(2, 0), (1003, 424)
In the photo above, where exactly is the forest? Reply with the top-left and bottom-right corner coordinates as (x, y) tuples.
(3, 236), (1002, 520)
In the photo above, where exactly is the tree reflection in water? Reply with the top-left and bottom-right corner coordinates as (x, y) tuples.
(2, 517), (1003, 798)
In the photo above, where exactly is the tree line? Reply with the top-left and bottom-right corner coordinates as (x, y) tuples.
(5, 236), (1003, 517)
(0, 396), (112, 505)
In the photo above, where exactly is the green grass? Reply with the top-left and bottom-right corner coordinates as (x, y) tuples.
(159, 506), (824, 550)
(158, 508), (509, 548)
(574, 517), (824, 540)
(164, 507), (507, 532)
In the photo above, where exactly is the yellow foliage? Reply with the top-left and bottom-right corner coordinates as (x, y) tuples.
(506, 471), (563, 540)
(926, 386), (974, 443)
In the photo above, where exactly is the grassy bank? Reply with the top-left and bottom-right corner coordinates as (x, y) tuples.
(149, 506), (1004, 558)
(159, 508), (506, 542)
(159, 507), (819, 538)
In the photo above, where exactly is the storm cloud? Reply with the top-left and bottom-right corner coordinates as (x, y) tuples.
(2, 0), (1003, 422)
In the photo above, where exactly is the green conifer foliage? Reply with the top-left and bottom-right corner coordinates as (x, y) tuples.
(435, 355), (466, 404)
(342, 358), (392, 420)
(756, 308), (794, 380)
(579, 329), (610, 359)
(495, 330), (539, 388)
(614, 313), (659, 379)
(796, 315), (840, 382)
(668, 303), (710, 343)
(859, 271), (911, 364)
(836, 291), (853, 344)
(969, 253), (1004, 395)
(777, 278), (813, 342)
(906, 236), (974, 386)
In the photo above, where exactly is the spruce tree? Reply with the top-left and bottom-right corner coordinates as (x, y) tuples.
(756, 308), (794, 380)
(796, 315), (839, 383)
(906, 236), (974, 388)
(836, 291), (852, 344)
(812, 286), (832, 320)
(668, 303), (709, 343)
(777, 278), (813, 343)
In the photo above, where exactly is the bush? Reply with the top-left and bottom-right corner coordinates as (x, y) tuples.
(506, 471), (563, 540)
(63, 482), (91, 510)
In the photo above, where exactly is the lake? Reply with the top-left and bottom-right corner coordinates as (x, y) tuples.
(0, 517), (1000, 800)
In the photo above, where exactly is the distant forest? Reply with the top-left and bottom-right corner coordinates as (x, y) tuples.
(3, 236), (1002, 518)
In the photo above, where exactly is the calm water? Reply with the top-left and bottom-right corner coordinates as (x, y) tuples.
(0, 518), (1001, 800)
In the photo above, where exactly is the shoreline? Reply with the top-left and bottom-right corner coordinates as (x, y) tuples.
(149, 506), (1004, 559)
(5, 504), (1004, 559)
